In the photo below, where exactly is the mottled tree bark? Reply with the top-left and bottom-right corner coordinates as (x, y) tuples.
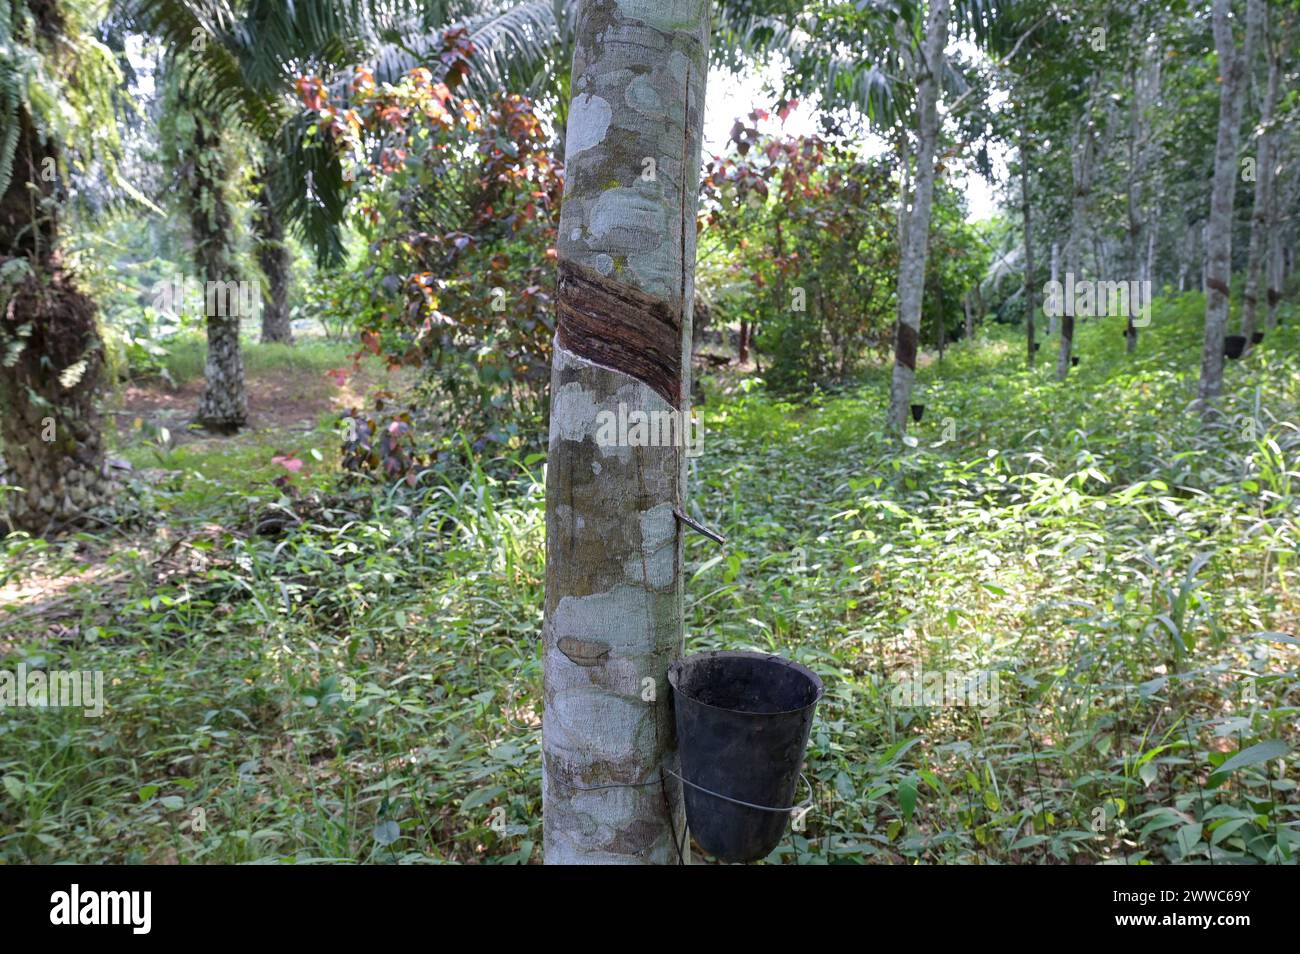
(1019, 121), (1036, 368)
(1058, 102), (1094, 381)
(0, 101), (112, 532)
(1241, 7), (1280, 350)
(1125, 40), (1160, 356)
(254, 172), (294, 345)
(542, 0), (709, 865)
(1048, 242), (1059, 337)
(1198, 0), (1263, 406)
(887, 0), (949, 430)
(1265, 217), (1283, 330)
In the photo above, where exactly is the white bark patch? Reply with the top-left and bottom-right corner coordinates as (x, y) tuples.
(625, 503), (676, 589)
(566, 94), (613, 155)
(550, 381), (602, 443)
(625, 75), (665, 117)
(588, 187), (666, 250)
(614, 0), (704, 30)
(553, 583), (654, 651)
(668, 50), (690, 85)
(547, 685), (651, 763)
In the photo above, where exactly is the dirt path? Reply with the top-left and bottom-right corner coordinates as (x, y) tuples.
(109, 365), (382, 449)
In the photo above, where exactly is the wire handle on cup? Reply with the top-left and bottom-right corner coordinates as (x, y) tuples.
(664, 767), (814, 818)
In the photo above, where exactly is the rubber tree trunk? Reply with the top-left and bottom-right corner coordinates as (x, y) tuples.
(1241, 8), (1280, 351)
(0, 105), (112, 532)
(541, 0), (710, 865)
(254, 172), (294, 345)
(1049, 242), (1059, 337)
(1124, 42), (1159, 356)
(1058, 100), (1094, 381)
(1266, 215), (1283, 329)
(1198, 0), (1262, 406)
(887, 0), (950, 431)
(1019, 120), (1036, 368)
(182, 101), (248, 432)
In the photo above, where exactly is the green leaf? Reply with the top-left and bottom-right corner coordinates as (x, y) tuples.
(461, 785), (505, 812)
(899, 776), (917, 823)
(373, 820), (400, 846)
(1209, 739), (1289, 787)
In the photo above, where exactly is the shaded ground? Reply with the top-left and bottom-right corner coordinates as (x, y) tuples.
(109, 359), (384, 452)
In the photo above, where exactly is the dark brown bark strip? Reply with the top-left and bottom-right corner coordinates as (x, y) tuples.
(556, 260), (682, 406)
(895, 322), (919, 372)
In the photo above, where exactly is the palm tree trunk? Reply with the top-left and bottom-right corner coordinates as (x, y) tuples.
(887, 0), (950, 430)
(181, 100), (248, 431)
(254, 172), (293, 345)
(542, 0), (709, 865)
(1199, 0), (1263, 406)
(0, 106), (111, 532)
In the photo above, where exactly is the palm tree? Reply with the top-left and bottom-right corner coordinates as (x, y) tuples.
(0, 0), (125, 531)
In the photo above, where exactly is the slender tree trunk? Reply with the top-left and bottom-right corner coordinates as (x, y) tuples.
(937, 277), (946, 362)
(1124, 47), (1157, 356)
(963, 290), (973, 340)
(1199, 0), (1263, 406)
(180, 100), (248, 432)
(887, 0), (950, 430)
(254, 172), (294, 345)
(542, 0), (709, 865)
(1049, 242), (1059, 336)
(1058, 100), (1094, 381)
(1019, 121), (1037, 367)
(1266, 223), (1283, 329)
(1241, 8), (1280, 351)
(1145, 210), (1158, 290)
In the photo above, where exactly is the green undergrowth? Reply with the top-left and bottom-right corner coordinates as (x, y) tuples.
(1, 292), (1297, 864)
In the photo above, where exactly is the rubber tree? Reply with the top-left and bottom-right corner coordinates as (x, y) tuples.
(1124, 33), (1161, 355)
(1241, 3), (1281, 349)
(1198, 0), (1263, 407)
(1057, 90), (1095, 382)
(887, 0), (950, 430)
(541, 0), (710, 864)
(1018, 116), (1037, 368)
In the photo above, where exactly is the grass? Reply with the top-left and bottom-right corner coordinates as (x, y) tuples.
(158, 332), (369, 389)
(0, 291), (1297, 864)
